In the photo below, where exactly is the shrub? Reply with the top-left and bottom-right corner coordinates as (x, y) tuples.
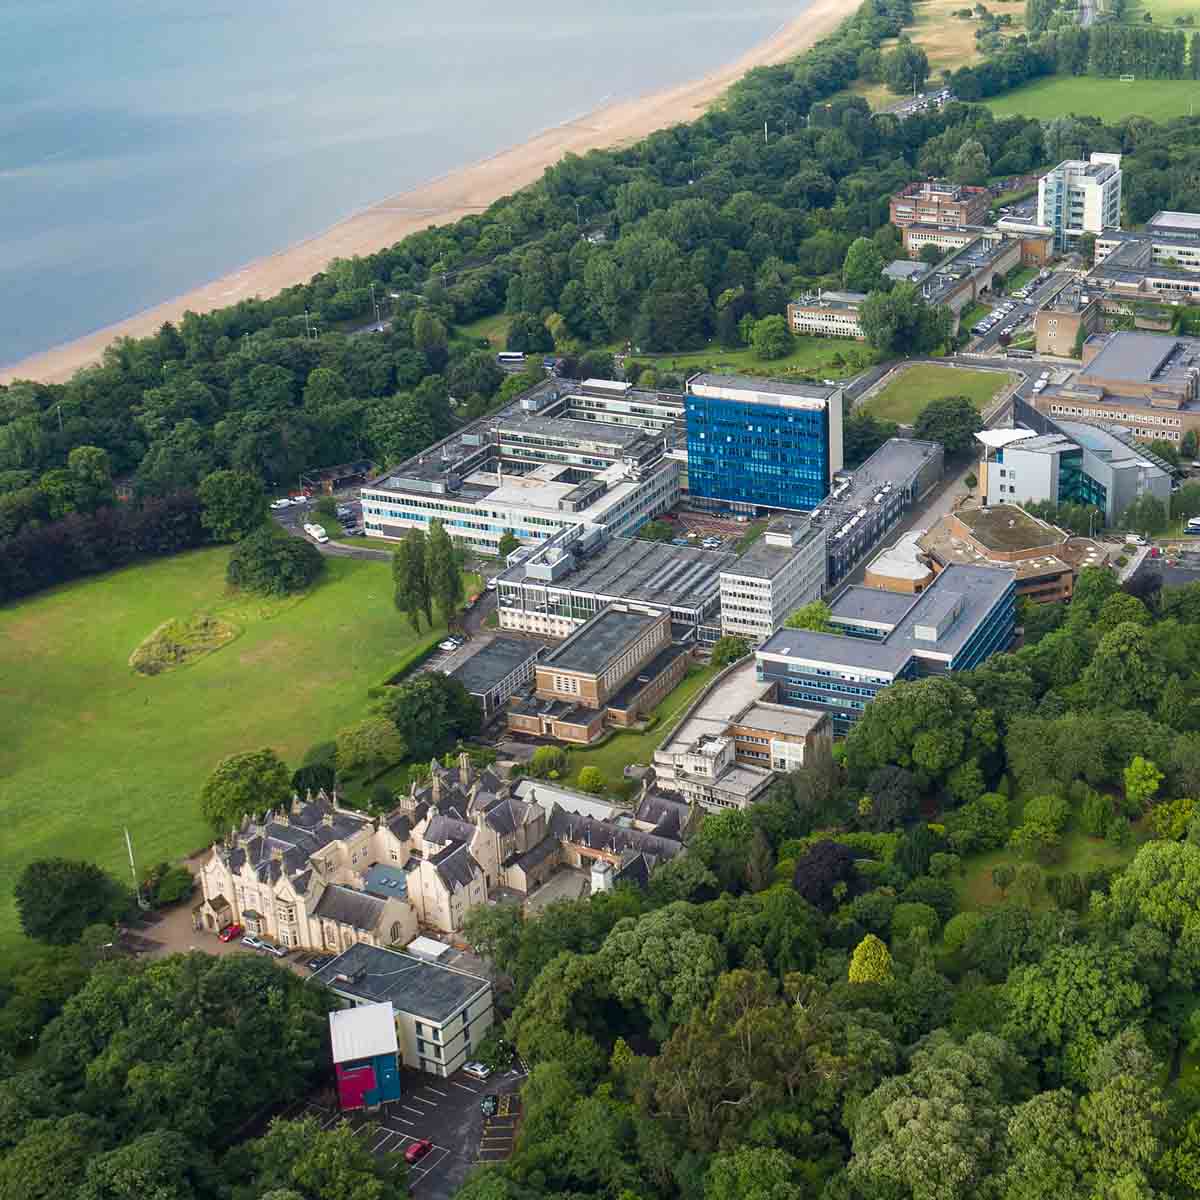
(1075, 784), (1111, 837)
(1149, 797), (1196, 840)
(899, 875), (957, 922)
(226, 525), (325, 595)
(370, 783), (395, 811)
(891, 901), (941, 942)
(943, 910), (983, 953)
(928, 851), (962, 878)
(945, 791), (1010, 854)
(1022, 793), (1070, 833)
(153, 865), (195, 906)
(530, 746), (568, 779)
(1008, 821), (1064, 865)
(577, 766), (605, 794)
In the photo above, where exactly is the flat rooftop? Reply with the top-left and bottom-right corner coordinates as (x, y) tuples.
(497, 411), (650, 448)
(955, 505), (1062, 552)
(726, 523), (824, 581)
(448, 637), (542, 695)
(313, 944), (489, 1023)
(731, 700), (827, 737)
(830, 585), (920, 627)
(759, 563), (1014, 671)
(1055, 419), (1173, 477)
(1148, 210), (1200, 233)
(688, 373), (839, 403)
(500, 535), (736, 610)
(1081, 331), (1188, 384)
(541, 607), (659, 676)
(858, 437), (942, 483)
(865, 531), (932, 582)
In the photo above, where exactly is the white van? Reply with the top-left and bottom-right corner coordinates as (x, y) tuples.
(1187, 517), (1200, 534)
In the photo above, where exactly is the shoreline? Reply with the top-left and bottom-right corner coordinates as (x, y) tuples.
(1, 0), (856, 387)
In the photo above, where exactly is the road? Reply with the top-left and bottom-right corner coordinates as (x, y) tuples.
(967, 270), (1072, 354)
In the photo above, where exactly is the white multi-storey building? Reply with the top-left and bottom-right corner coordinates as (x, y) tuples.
(786, 291), (866, 340)
(1037, 152), (1122, 250)
(360, 378), (682, 554)
(719, 517), (828, 642)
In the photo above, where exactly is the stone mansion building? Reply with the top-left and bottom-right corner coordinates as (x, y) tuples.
(194, 756), (685, 953)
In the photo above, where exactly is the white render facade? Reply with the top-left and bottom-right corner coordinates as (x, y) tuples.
(1037, 152), (1122, 250)
(719, 518), (828, 642)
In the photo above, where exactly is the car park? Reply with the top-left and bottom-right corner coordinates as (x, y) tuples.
(463, 1061), (492, 1081)
(218, 923), (244, 942)
(404, 1139), (433, 1165)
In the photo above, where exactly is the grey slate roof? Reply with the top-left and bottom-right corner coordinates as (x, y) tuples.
(448, 638), (541, 695)
(549, 806), (682, 861)
(313, 884), (386, 931)
(314, 944), (490, 1023)
(429, 841), (479, 890)
(425, 814), (476, 847)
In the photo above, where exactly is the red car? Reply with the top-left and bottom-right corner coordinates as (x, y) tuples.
(217, 923), (244, 943)
(405, 1139), (433, 1165)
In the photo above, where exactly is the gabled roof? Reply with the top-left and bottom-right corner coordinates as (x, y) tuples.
(313, 884), (386, 931)
(425, 814), (476, 847)
(429, 841), (480, 890)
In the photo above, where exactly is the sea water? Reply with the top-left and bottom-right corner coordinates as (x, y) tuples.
(0, 0), (802, 366)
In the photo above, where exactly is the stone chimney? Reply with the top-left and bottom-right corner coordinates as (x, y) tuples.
(458, 751), (474, 790)
(271, 847), (284, 862)
(322, 811), (335, 827)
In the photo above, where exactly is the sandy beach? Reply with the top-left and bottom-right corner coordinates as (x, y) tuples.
(2, 0), (854, 387)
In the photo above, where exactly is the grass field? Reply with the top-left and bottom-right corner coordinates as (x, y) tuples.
(565, 664), (719, 798)
(861, 364), (1013, 424)
(955, 829), (1143, 911)
(844, 0), (1025, 108)
(639, 337), (876, 381)
(0, 549), (452, 954)
(457, 312), (512, 349)
(985, 75), (1200, 122)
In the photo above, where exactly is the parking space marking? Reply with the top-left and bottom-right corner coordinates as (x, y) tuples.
(320, 1113), (342, 1129)
(451, 1082), (477, 1093)
(400, 1104), (426, 1116)
(422, 1086), (449, 1097)
(409, 1096), (437, 1108)
(386, 1115), (415, 1128)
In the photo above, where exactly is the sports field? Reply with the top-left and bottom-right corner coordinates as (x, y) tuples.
(0, 549), (447, 952)
(985, 75), (1200, 122)
(861, 364), (1012, 424)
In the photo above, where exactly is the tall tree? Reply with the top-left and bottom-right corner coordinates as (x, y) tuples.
(199, 747), (292, 832)
(13, 860), (129, 946)
(392, 530), (431, 632)
(197, 469), (267, 542)
(425, 519), (463, 619)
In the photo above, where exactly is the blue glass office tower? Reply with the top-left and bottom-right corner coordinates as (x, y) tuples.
(685, 374), (844, 511)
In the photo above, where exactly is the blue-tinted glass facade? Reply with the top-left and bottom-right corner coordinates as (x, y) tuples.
(685, 393), (830, 510)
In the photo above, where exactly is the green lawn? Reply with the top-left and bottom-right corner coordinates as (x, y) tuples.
(565, 665), (718, 798)
(637, 336), (877, 381)
(955, 829), (1144, 911)
(1005, 264), (1040, 293)
(985, 75), (1200, 122)
(457, 312), (512, 349)
(959, 301), (993, 331)
(861, 364), (1013, 424)
(0, 549), (453, 954)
